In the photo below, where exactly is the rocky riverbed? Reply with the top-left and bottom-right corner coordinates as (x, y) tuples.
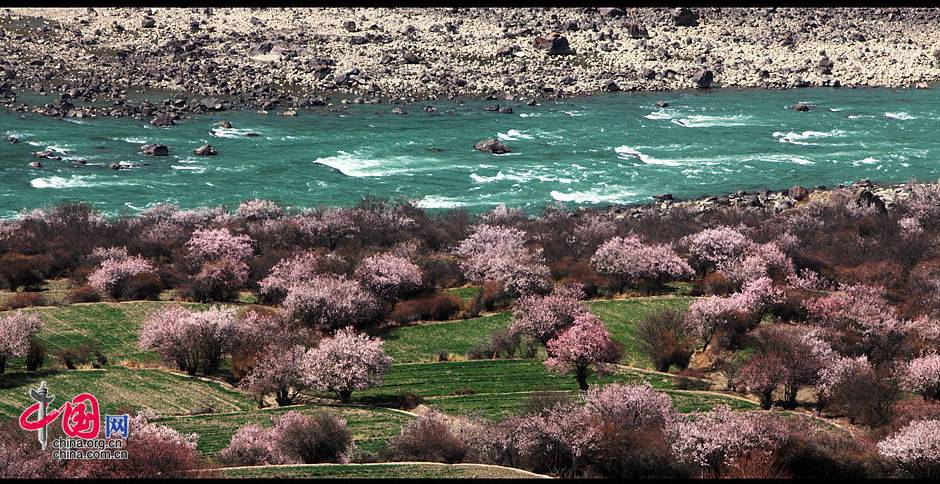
(1, 7), (940, 117)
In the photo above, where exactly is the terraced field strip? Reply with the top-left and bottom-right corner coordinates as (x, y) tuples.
(0, 367), (253, 419)
(209, 462), (550, 479)
(156, 402), (412, 458)
(380, 296), (700, 365)
(6, 301), (212, 366)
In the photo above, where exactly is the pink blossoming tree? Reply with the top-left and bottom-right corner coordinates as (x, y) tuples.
(878, 419), (940, 478)
(353, 253), (423, 301)
(0, 310), (42, 374)
(509, 283), (589, 346)
(454, 224), (551, 297)
(185, 228), (254, 265)
(281, 276), (383, 331)
(138, 305), (239, 375)
(684, 225), (751, 274)
(591, 235), (693, 290)
(258, 252), (327, 304)
(240, 345), (308, 407)
(87, 250), (157, 298)
(301, 327), (393, 403)
(898, 353), (940, 401)
(545, 314), (622, 390)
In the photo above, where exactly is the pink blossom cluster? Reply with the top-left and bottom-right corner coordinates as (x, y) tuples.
(786, 268), (833, 291)
(300, 327), (393, 402)
(281, 275), (383, 331)
(454, 224), (551, 296)
(240, 345), (308, 406)
(511, 403), (601, 461)
(128, 409), (199, 451)
(353, 253), (423, 301)
(0, 310), (43, 368)
(477, 203), (526, 226)
(684, 225), (751, 272)
(898, 353), (940, 400)
(670, 405), (790, 473)
(816, 355), (871, 398)
(803, 284), (896, 335)
(297, 208), (360, 248)
(193, 256), (250, 298)
(898, 216), (924, 238)
(717, 242), (796, 285)
(509, 283), (589, 345)
(185, 228), (254, 264)
(877, 419), (940, 478)
(219, 422), (291, 466)
(138, 305), (239, 375)
(591, 235), (693, 284)
(86, 249), (157, 297)
(235, 199), (284, 221)
(258, 252), (328, 304)
(567, 212), (617, 256)
(545, 314), (621, 389)
(684, 276), (784, 348)
(583, 381), (677, 428)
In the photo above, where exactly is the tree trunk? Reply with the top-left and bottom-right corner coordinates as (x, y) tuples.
(576, 366), (589, 391)
(339, 390), (352, 403)
(0, 355), (5, 374)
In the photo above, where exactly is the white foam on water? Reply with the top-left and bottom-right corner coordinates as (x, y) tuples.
(550, 186), (638, 204)
(114, 137), (148, 144)
(672, 114), (752, 127)
(61, 118), (87, 125)
(210, 127), (256, 139)
(414, 195), (467, 209)
(884, 112), (916, 120)
(27, 141), (42, 147)
(171, 165), (207, 172)
(758, 154), (815, 165)
(313, 150), (436, 177)
(31, 175), (96, 189)
(853, 157), (880, 165)
(45, 145), (72, 154)
(615, 146), (682, 166)
(518, 112), (541, 118)
(773, 129), (846, 145)
(644, 109), (675, 120)
(497, 129), (534, 141)
(470, 171), (506, 183)
(562, 111), (586, 117)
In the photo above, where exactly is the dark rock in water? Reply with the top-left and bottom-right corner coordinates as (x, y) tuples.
(151, 113), (175, 127)
(32, 150), (55, 159)
(602, 81), (620, 92)
(109, 162), (121, 170)
(201, 98), (224, 111)
(693, 69), (714, 88)
(215, 120), (232, 128)
(674, 8), (700, 26)
(426, 148), (442, 152)
(193, 144), (217, 156)
(484, 104), (499, 112)
(423, 105), (437, 112)
(3, 136), (18, 143)
(69, 159), (86, 164)
(855, 189), (887, 214)
(141, 16), (155, 28)
(474, 138), (510, 154)
(141, 143), (169, 156)
(789, 185), (809, 200)
(391, 107), (407, 114)
(791, 102), (814, 111)
(656, 100), (669, 107)
(277, 109), (298, 116)
(245, 133), (261, 137)
(29, 161), (42, 168)
(526, 99), (537, 106)
(652, 193), (674, 201)
(499, 106), (513, 114)
(534, 32), (575, 55)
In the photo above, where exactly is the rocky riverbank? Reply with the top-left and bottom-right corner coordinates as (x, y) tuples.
(606, 178), (931, 220)
(1, 7), (940, 117)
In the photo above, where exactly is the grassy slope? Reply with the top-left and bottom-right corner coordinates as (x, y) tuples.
(157, 403), (412, 457)
(0, 367), (253, 420)
(380, 296), (699, 367)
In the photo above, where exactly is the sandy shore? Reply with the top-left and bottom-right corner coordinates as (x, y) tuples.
(1, 7), (939, 113)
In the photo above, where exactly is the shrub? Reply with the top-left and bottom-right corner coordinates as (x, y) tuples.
(185, 228), (253, 266)
(219, 422), (288, 467)
(489, 327), (521, 358)
(673, 368), (711, 391)
(898, 353), (940, 401)
(591, 235), (693, 290)
(466, 343), (493, 360)
(87, 255), (157, 299)
(389, 294), (460, 324)
(273, 411), (352, 464)
(24, 338), (45, 372)
(282, 276), (384, 331)
(0, 253), (44, 291)
(1, 292), (45, 310)
(478, 280), (513, 311)
(257, 252), (326, 304)
(68, 284), (101, 303)
(453, 388), (475, 396)
(189, 256), (249, 302)
(382, 411), (468, 463)
(0, 421), (66, 478)
(878, 419), (940, 478)
(138, 305), (239, 375)
(636, 307), (694, 372)
(521, 391), (575, 417)
(394, 392), (424, 411)
(119, 272), (162, 301)
(54, 347), (88, 370)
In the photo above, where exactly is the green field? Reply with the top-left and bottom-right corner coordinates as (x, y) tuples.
(0, 367), (253, 420)
(157, 403), (412, 457)
(212, 462), (544, 479)
(380, 296), (699, 367)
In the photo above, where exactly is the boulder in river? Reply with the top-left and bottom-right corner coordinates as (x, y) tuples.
(2, 136), (18, 143)
(499, 106), (513, 114)
(141, 143), (169, 156)
(652, 193), (674, 201)
(151, 114), (175, 127)
(791, 102), (814, 111)
(391, 107), (407, 114)
(29, 161), (42, 168)
(602, 81), (620, 92)
(215, 120), (232, 128)
(474, 139), (510, 154)
(109, 162), (122, 170)
(693, 69), (714, 88)
(193, 144), (217, 156)
(656, 100), (669, 107)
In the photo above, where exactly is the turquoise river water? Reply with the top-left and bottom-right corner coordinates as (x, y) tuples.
(1, 87), (939, 217)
